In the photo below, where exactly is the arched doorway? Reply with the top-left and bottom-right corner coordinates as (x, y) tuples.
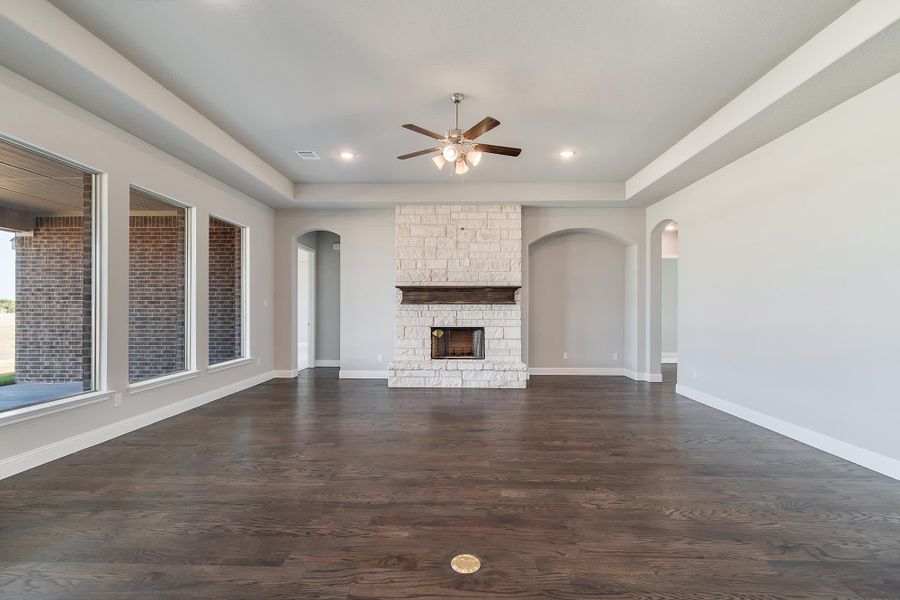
(297, 230), (341, 372)
(648, 219), (678, 383)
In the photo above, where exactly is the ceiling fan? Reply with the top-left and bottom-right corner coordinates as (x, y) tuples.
(397, 92), (522, 175)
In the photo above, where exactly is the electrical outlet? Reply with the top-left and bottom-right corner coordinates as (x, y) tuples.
(113, 393), (122, 407)
(563, 352), (568, 360)
(612, 352), (618, 361)
(256, 357), (261, 366)
(377, 354), (383, 363)
(692, 369), (699, 379)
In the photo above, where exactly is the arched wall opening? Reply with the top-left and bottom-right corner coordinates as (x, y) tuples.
(648, 219), (678, 381)
(526, 228), (635, 375)
(296, 230), (341, 371)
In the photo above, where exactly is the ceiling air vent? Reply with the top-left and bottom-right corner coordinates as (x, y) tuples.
(295, 150), (320, 160)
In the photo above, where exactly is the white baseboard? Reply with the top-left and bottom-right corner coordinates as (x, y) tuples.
(529, 367), (623, 376)
(0, 371), (277, 481)
(528, 367), (662, 383)
(314, 360), (340, 367)
(661, 353), (678, 364)
(339, 369), (388, 379)
(676, 384), (900, 482)
(623, 369), (663, 382)
(272, 369), (298, 378)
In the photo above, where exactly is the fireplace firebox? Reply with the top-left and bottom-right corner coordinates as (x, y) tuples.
(431, 327), (485, 360)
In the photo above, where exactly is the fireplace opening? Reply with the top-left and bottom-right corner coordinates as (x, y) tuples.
(431, 327), (485, 360)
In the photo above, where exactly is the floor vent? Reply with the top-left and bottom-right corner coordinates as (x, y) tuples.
(450, 554), (481, 574)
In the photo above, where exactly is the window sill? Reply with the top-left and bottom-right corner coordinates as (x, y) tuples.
(207, 357), (253, 373)
(0, 390), (111, 428)
(128, 370), (200, 395)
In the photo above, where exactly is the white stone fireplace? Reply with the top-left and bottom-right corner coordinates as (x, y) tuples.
(388, 204), (528, 388)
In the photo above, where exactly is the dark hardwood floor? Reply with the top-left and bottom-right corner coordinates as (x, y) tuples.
(1, 366), (899, 599)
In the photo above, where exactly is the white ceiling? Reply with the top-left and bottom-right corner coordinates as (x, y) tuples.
(48, 0), (855, 185)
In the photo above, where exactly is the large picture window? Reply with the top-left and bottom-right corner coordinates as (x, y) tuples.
(128, 187), (190, 383)
(208, 216), (246, 365)
(0, 137), (97, 413)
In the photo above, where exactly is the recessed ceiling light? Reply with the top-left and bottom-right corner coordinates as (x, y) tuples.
(559, 149), (576, 159)
(339, 151), (355, 160)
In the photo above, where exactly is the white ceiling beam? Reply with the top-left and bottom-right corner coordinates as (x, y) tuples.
(293, 182), (626, 209)
(626, 0), (900, 203)
(0, 0), (294, 204)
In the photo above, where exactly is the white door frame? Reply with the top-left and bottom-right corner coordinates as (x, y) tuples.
(297, 244), (316, 371)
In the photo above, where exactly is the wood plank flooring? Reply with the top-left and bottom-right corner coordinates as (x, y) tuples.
(1, 366), (899, 599)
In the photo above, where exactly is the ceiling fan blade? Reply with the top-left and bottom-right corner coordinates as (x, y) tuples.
(473, 143), (522, 157)
(402, 124), (445, 140)
(397, 147), (441, 160)
(464, 116), (500, 140)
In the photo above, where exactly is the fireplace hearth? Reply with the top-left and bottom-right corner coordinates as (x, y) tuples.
(431, 327), (485, 359)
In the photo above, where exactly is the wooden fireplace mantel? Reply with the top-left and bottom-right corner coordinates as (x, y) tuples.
(396, 285), (520, 305)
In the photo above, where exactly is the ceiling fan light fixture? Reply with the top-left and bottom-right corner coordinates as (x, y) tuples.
(443, 145), (459, 162)
(397, 93), (522, 173)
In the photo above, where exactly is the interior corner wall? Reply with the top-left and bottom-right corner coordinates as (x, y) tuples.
(0, 66), (275, 474)
(274, 208), (394, 375)
(646, 71), (900, 475)
(528, 231), (626, 368)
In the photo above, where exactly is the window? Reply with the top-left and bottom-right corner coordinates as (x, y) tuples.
(128, 187), (191, 383)
(0, 137), (97, 413)
(208, 216), (246, 365)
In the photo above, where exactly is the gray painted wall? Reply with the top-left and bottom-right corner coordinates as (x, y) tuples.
(275, 208), (395, 375)
(522, 207), (646, 375)
(661, 258), (678, 355)
(647, 71), (900, 472)
(0, 66), (276, 474)
(529, 231), (625, 368)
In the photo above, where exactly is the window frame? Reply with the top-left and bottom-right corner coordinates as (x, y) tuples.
(207, 213), (250, 368)
(0, 133), (106, 425)
(126, 184), (196, 389)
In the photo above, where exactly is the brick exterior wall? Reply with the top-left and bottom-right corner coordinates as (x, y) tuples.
(208, 217), (242, 365)
(129, 213), (186, 383)
(14, 210), (92, 386)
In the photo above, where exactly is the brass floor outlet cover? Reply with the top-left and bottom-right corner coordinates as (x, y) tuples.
(450, 554), (481, 574)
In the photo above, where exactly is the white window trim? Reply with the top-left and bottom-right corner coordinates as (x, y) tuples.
(0, 390), (111, 428)
(0, 134), (107, 421)
(207, 356), (254, 373)
(208, 213), (250, 366)
(128, 185), (196, 382)
(128, 369), (200, 395)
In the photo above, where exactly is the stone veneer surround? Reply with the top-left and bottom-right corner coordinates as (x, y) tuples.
(388, 204), (527, 388)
